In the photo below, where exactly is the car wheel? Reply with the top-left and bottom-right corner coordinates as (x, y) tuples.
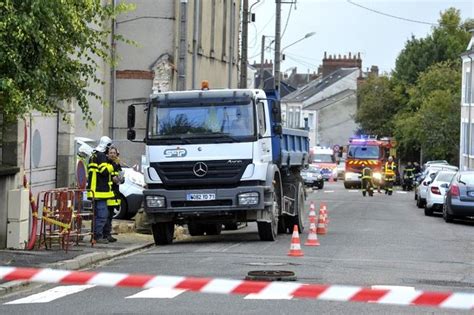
(318, 182), (324, 189)
(443, 204), (454, 223)
(424, 205), (433, 216)
(416, 195), (423, 208)
(112, 195), (128, 219)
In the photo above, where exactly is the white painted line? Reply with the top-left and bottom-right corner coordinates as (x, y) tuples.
(126, 288), (186, 299)
(396, 191), (407, 194)
(323, 190), (334, 193)
(4, 285), (95, 304)
(348, 190), (359, 193)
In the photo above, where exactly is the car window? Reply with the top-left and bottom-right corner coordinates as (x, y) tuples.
(435, 172), (456, 182)
(459, 173), (474, 185)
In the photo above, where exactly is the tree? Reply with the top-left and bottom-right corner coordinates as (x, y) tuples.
(393, 8), (472, 88)
(0, 0), (133, 125)
(393, 61), (461, 164)
(355, 75), (398, 136)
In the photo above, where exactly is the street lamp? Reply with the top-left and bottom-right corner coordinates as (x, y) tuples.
(275, 31), (316, 91)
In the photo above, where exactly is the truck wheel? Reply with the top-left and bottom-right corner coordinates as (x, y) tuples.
(344, 182), (350, 189)
(224, 223), (238, 230)
(187, 223), (205, 236)
(286, 182), (304, 234)
(258, 183), (279, 241)
(151, 222), (174, 245)
(205, 224), (222, 235)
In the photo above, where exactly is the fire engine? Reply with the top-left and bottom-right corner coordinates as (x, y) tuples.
(343, 136), (397, 189)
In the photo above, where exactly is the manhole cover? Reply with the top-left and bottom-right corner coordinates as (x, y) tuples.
(245, 270), (297, 281)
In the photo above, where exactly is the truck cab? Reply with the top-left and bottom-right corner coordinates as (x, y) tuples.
(127, 88), (309, 245)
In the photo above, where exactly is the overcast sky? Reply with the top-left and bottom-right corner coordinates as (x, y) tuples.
(248, 0), (474, 76)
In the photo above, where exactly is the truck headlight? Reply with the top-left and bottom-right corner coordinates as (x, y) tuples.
(146, 195), (166, 208)
(238, 192), (259, 205)
(373, 172), (382, 181)
(317, 174), (322, 180)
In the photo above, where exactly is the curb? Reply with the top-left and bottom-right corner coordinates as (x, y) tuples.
(0, 241), (155, 297)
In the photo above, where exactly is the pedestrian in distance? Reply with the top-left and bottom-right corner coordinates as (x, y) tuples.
(103, 146), (124, 243)
(87, 136), (115, 244)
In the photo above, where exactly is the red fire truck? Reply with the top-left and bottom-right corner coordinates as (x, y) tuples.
(343, 136), (397, 189)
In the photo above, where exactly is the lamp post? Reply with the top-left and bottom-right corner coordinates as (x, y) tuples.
(274, 31), (316, 92)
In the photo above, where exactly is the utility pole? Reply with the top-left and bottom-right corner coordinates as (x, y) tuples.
(240, 0), (249, 88)
(274, 0), (281, 92)
(259, 35), (265, 89)
(178, 0), (188, 91)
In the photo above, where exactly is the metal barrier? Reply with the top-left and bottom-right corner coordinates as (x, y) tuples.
(37, 188), (95, 252)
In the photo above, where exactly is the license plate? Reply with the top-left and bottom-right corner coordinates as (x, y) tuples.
(186, 193), (216, 201)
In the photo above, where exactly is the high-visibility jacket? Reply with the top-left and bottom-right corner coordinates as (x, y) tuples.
(404, 166), (415, 178)
(107, 160), (122, 207)
(361, 167), (373, 180)
(87, 150), (114, 200)
(384, 161), (396, 177)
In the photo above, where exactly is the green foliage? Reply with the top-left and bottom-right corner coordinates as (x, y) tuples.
(0, 0), (134, 126)
(355, 75), (398, 136)
(394, 61), (461, 164)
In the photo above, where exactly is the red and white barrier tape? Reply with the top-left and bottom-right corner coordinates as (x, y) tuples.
(0, 266), (472, 310)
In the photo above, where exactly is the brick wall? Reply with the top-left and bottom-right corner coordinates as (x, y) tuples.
(322, 52), (362, 77)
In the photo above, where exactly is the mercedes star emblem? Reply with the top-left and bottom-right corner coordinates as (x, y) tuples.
(193, 162), (208, 177)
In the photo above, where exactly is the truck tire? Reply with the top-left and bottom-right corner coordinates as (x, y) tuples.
(286, 182), (304, 234)
(344, 182), (351, 189)
(187, 223), (205, 236)
(258, 182), (280, 241)
(151, 222), (174, 245)
(205, 224), (222, 235)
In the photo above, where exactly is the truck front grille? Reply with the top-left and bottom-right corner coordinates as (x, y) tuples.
(151, 159), (252, 187)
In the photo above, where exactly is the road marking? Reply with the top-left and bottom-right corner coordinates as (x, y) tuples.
(324, 190), (334, 193)
(348, 190), (359, 193)
(126, 288), (186, 299)
(396, 191), (408, 194)
(4, 285), (95, 304)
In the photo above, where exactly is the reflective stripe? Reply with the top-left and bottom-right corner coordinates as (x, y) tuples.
(107, 198), (121, 206)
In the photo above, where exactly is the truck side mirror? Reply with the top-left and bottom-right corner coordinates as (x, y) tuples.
(127, 129), (136, 141)
(273, 124), (282, 135)
(127, 105), (136, 129)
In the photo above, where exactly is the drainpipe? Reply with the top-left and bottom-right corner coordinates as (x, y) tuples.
(192, 0), (199, 89)
(178, 0), (188, 91)
(109, 0), (117, 139)
(228, 2), (235, 88)
(468, 54), (473, 170)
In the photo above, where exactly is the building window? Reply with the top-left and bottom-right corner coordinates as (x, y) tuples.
(462, 122), (469, 154)
(465, 69), (472, 104)
(222, 0), (227, 60)
(308, 113), (314, 129)
(471, 123), (474, 156)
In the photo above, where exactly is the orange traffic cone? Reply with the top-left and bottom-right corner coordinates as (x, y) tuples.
(320, 202), (329, 226)
(316, 211), (327, 235)
(304, 216), (320, 246)
(288, 225), (304, 256)
(309, 203), (317, 220)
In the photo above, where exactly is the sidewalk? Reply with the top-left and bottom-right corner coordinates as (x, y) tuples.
(0, 220), (155, 296)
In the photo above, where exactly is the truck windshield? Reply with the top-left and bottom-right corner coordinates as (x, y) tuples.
(148, 102), (255, 142)
(348, 145), (380, 159)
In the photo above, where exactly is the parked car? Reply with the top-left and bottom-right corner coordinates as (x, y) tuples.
(424, 160), (449, 169)
(443, 171), (474, 222)
(336, 158), (345, 179)
(415, 164), (458, 208)
(424, 170), (457, 216)
(75, 137), (144, 219)
(301, 165), (324, 189)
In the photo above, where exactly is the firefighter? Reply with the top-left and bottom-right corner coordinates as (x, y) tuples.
(359, 163), (374, 197)
(402, 161), (415, 191)
(384, 156), (397, 195)
(103, 146), (124, 243)
(87, 136), (115, 244)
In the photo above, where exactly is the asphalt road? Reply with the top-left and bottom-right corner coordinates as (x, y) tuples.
(1, 181), (473, 314)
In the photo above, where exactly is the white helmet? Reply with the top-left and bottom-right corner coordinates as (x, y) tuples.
(95, 136), (112, 152)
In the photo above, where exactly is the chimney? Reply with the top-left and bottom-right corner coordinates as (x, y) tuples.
(370, 65), (379, 77)
(321, 51), (363, 77)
